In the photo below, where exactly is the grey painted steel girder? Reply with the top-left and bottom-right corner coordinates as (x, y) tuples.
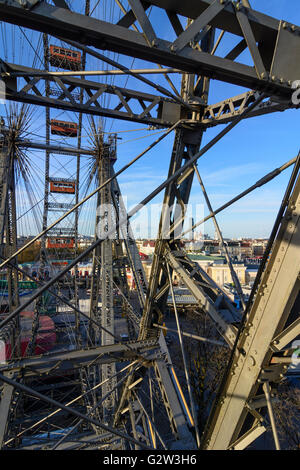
(114, 29), (216, 444)
(17, 139), (95, 156)
(99, 147), (117, 420)
(0, 339), (159, 377)
(201, 170), (300, 450)
(2, 62), (182, 127)
(0, 0), (299, 451)
(0, 138), (11, 253)
(0, 0), (298, 98)
(1, 63), (297, 127)
(111, 173), (148, 308)
(164, 248), (239, 349)
(109, 172), (194, 447)
(202, 91), (300, 128)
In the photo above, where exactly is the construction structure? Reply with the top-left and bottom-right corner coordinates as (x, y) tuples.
(0, 0), (299, 451)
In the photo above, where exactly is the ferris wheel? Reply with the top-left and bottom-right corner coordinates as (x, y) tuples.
(0, 0), (299, 451)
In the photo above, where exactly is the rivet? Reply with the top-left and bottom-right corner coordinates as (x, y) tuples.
(249, 356), (256, 366)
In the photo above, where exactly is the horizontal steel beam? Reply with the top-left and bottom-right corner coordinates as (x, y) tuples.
(0, 1), (296, 98)
(1, 69), (297, 132)
(202, 91), (299, 127)
(17, 139), (95, 156)
(0, 339), (158, 377)
(2, 62), (181, 127)
(153, 323), (226, 346)
(0, 94), (265, 339)
(144, 1), (279, 39)
(5, 67), (183, 78)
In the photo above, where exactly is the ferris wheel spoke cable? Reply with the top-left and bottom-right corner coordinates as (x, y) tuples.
(2, 112), (256, 271)
(0, 253), (155, 373)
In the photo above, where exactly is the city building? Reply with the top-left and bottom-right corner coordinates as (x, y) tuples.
(207, 264), (247, 286)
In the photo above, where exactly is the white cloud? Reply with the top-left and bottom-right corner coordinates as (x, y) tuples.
(201, 162), (263, 187)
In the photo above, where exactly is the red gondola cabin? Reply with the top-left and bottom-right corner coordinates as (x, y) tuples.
(3, 311), (56, 360)
(50, 119), (78, 137)
(49, 45), (81, 70)
(46, 237), (75, 249)
(50, 180), (76, 194)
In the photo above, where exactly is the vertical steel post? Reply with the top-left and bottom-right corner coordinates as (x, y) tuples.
(263, 382), (281, 450)
(100, 137), (116, 421)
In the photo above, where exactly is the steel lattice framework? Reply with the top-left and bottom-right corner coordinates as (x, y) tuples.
(0, 0), (299, 451)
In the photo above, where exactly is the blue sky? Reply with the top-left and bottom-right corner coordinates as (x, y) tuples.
(0, 0), (299, 239)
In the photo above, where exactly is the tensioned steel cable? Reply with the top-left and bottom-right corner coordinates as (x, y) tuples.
(0, 93), (266, 329)
(0, 120), (182, 270)
(0, 371), (152, 450)
(200, 152), (300, 448)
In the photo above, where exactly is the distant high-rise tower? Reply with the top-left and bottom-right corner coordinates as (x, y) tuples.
(214, 229), (220, 241)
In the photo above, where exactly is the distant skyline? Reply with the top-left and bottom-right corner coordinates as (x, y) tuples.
(17, 231), (269, 241)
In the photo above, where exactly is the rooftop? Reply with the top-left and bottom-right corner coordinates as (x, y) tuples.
(190, 254), (225, 261)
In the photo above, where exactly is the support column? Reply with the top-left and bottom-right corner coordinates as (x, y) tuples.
(100, 138), (116, 422)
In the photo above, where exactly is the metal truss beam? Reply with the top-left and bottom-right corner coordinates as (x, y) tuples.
(18, 139), (94, 156)
(18, 432), (114, 450)
(2, 71), (296, 131)
(2, 62), (181, 127)
(0, 339), (158, 378)
(7, 67), (183, 78)
(153, 323), (226, 346)
(201, 91), (299, 128)
(229, 422), (267, 450)
(165, 248), (239, 348)
(0, 372), (151, 450)
(111, 173), (148, 308)
(99, 141), (117, 419)
(0, 138), (11, 251)
(114, 30), (216, 445)
(0, 1), (297, 98)
(166, 262), (200, 446)
(0, 93), (264, 337)
(202, 166), (300, 450)
(271, 315), (300, 353)
(154, 358), (196, 448)
(115, 333), (197, 448)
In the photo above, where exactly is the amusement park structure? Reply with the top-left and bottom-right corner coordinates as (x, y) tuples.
(0, 0), (299, 451)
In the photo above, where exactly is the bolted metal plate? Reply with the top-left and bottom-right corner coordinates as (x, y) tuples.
(160, 101), (181, 123)
(271, 21), (300, 82)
